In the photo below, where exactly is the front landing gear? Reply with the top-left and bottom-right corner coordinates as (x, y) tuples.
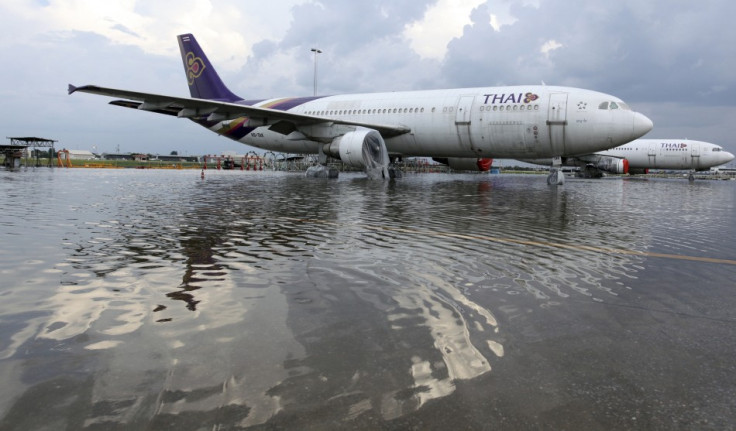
(547, 156), (565, 185)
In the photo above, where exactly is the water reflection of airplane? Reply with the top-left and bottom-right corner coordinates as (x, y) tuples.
(520, 139), (735, 180)
(69, 33), (652, 184)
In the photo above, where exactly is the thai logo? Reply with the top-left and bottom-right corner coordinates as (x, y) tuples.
(185, 52), (206, 85)
(661, 142), (688, 149)
(483, 92), (540, 104)
(524, 92), (539, 103)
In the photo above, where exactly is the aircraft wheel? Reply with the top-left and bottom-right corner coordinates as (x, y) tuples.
(547, 168), (565, 185)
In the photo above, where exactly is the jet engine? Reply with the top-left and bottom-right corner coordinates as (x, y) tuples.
(433, 157), (493, 172)
(322, 128), (389, 179)
(592, 156), (629, 174)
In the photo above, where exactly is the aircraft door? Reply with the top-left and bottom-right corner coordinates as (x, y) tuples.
(455, 95), (477, 154)
(547, 93), (568, 155)
(690, 142), (700, 169)
(647, 141), (657, 166)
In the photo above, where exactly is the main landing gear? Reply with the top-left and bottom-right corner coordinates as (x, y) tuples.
(305, 163), (339, 178)
(387, 156), (403, 179)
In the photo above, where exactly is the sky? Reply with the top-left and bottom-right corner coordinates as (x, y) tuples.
(2, 0), (735, 159)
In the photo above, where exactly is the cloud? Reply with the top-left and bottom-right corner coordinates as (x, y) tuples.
(540, 40), (562, 57)
(1, 0), (302, 70)
(404, 0), (487, 60)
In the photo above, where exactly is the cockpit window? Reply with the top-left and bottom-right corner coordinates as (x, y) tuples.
(713, 147), (722, 152)
(598, 101), (631, 110)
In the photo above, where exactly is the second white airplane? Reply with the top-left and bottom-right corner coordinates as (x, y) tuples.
(69, 33), (653, 183)
(521, 139), (735, 180)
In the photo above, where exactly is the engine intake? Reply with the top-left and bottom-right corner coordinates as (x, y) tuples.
(322, 128), (389, 179)
(593, 156), (629, 174)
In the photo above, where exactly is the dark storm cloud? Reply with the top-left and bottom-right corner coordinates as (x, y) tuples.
(281, 1), (431, 53)
(443, 0), (736, 107)
(235, 0), (442, 96)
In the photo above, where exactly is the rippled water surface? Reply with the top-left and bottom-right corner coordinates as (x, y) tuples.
(1, 168), (735, 429)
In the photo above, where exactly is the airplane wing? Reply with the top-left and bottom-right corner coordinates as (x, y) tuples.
(68, 84), (410, 139)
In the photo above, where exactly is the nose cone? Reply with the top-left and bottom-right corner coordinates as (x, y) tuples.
(720, 150), (735, 165)
(632, 112), (654, 139)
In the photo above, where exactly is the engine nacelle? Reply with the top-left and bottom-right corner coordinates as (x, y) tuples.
(433, 157), (493, 172)
(323, 128), (389, 179)
(593, 156), (629, 174)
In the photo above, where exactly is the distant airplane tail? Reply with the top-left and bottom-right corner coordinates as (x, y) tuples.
(177, 33), (241, 102)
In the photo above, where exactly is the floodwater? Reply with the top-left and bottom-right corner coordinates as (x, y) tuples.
(0, 168), (734, 430)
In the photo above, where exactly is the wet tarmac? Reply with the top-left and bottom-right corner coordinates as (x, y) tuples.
(0, 168), (734, 430)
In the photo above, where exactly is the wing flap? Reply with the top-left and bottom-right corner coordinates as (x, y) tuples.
(109, 100), (181, 116)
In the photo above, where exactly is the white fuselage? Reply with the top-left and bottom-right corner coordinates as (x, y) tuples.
(212, 85), (652, 159)
(596, 139), (735, 170)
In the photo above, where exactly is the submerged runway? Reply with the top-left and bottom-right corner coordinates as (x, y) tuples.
(0, 169), (734, 429)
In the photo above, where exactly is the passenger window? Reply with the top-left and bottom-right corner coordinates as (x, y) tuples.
(598, 102), (609, 110)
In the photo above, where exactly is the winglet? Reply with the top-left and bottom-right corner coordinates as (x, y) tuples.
(177, 33), (241, 102)
(68, 84), (78, 95)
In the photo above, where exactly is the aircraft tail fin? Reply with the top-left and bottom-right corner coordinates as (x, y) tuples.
(177, 33), (241, 102)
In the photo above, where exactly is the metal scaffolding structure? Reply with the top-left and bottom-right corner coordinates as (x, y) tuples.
(2, 137), (57, 169)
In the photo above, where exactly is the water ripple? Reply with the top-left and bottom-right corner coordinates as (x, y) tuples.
(1, 170), (734, 427)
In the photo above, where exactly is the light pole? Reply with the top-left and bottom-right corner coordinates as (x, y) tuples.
(310, 48), (322, 96)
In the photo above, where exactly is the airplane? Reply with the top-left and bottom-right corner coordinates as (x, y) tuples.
(519, 139), (735, 180)
(68, 33), (653, 184)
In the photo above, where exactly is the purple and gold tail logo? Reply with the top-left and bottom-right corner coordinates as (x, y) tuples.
(186, 52), (205, 85)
